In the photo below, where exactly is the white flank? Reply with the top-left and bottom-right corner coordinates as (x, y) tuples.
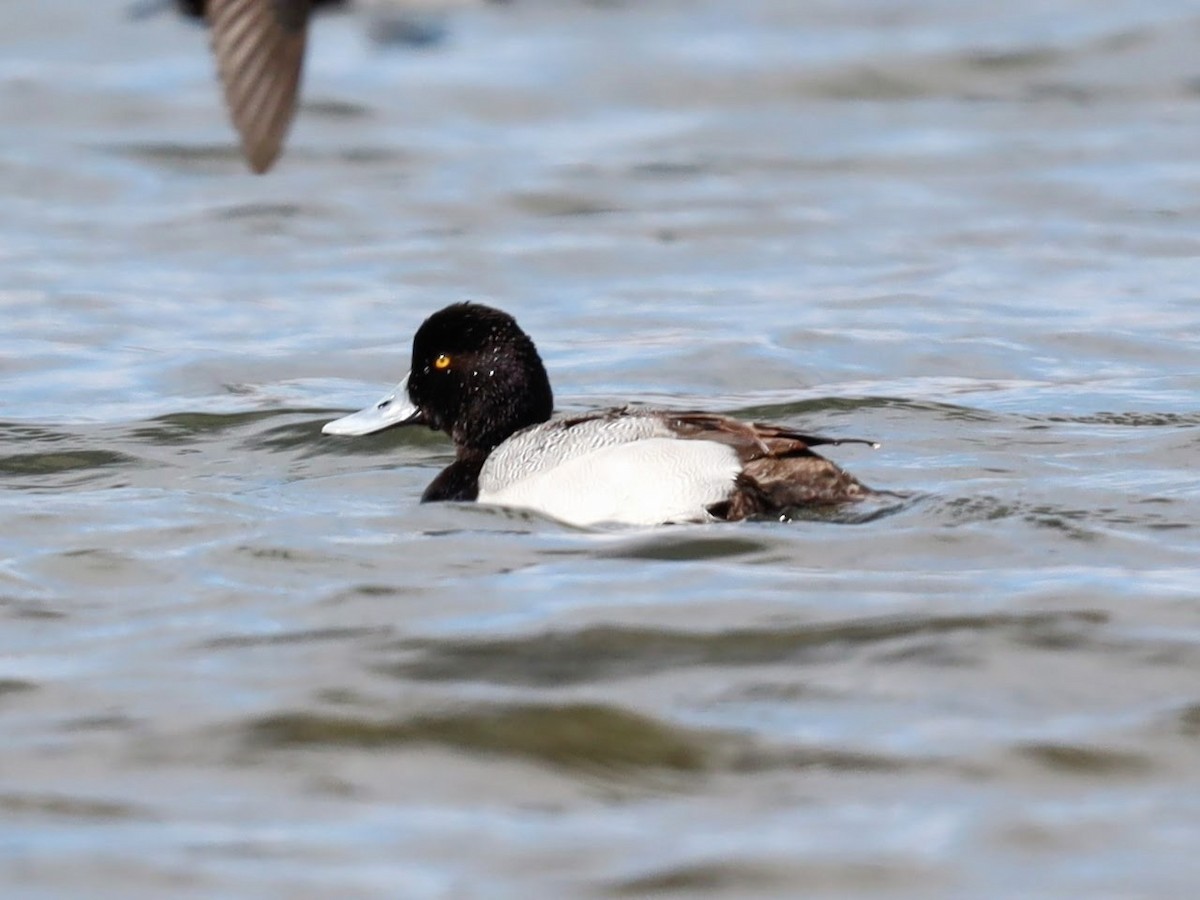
(478, 438), (741, 527)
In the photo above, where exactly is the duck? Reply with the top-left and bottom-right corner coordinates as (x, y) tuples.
(322, 302), (878, 526)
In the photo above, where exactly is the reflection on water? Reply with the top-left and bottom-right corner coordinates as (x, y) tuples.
(388, 610), (1109, 685)
(1, 0), (1199, 896)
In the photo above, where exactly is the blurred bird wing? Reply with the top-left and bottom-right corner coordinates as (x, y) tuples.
(207, 0), (310, 173)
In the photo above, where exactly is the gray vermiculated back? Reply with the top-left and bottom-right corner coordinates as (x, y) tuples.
(479, 410), (672, 493)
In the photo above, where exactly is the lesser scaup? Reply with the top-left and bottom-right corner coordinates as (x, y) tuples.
(322, 302), (877, 526)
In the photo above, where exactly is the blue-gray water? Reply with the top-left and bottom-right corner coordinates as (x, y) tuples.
(2, 1), (1198, 896)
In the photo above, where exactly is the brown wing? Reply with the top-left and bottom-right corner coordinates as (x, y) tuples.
(663, 411), (877, 461)
(664, 411), (876, 518)
(207, 0), (311, 173)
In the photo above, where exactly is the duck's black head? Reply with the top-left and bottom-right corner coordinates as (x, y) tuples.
(407, 303), (553, 453)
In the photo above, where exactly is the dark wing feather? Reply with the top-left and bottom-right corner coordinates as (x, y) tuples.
(207, 0), (310, 173)
(663, 411), (876, 518)
(664, 411), (876, 461)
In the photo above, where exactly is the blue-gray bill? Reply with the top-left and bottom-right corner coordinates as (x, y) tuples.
(322, 374), (421, 435)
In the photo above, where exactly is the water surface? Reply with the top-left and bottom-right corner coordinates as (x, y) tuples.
(1, 0), (1198, 896)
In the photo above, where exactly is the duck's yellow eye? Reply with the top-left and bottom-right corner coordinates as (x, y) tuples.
(434, 354), (451, 370)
